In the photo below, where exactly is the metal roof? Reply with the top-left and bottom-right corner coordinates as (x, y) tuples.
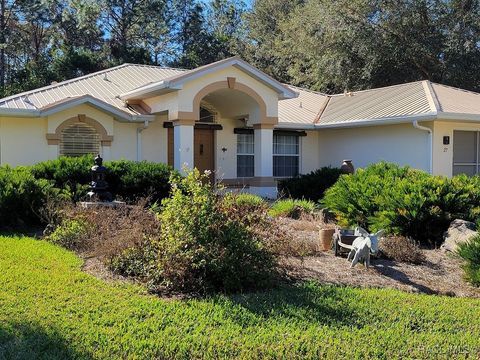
(0, 64), (185, 117)
(1, 59), (480, 127)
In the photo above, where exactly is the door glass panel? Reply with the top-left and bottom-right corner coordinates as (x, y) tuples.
(453, 165), (477, 176)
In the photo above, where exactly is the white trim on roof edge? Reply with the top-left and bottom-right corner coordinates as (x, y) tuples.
(0, 95), (155, 122)
(119, 57), (298, 101)
(314, 113), (438, 129)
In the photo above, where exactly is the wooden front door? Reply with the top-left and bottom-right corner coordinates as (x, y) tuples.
(194, 128), (215, 179)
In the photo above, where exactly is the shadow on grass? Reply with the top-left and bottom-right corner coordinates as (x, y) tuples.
(225, 282), (366, 328)
(0, 322), (92, 360)
(373, 261), (437, 294)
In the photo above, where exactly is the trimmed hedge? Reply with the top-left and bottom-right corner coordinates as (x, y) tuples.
(322, 162), (480, 245)
(1, 156), (176, 230)
(0, 167), (57, 229)
(30, 156), (175, 203)
(278, 167), (343, 202)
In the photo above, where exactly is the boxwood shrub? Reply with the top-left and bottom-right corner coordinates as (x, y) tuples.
(1, 156), (176, 230)
(278, 167), (343, 202)
(322, 162), (480, 245)
(0, 166), (57, 229)
(30, 156), (175, 203)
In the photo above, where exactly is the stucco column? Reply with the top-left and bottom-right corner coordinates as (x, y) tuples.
(254, 124), (273, 177)
(252, 124), (277, 198)
(173, 119), (195, 174)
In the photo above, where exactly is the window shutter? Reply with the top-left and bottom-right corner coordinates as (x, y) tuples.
(60, 123), (100, 157)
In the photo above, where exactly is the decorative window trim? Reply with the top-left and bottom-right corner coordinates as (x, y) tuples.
(46, 114), (113, 146)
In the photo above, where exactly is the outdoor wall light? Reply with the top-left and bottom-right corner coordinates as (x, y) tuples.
(221, 147), (228, 153)
(443, 136), (450, 145)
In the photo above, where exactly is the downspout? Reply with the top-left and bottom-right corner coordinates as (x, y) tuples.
(413, 120), (433, 174)
(136, 119), (149, 162)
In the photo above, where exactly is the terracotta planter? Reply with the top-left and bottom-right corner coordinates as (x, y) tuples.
(319, 228), (335, 251)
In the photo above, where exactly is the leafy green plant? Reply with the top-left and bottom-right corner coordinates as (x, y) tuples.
(45, 218), (90, 250)
(112, 168), (276, 294)
(268, 199), (316, 219)
(222, 192), (266, 208)
(457, 234), (480, 286)
(0, 166), (57, 229)
(278, 167), (343, 202)
(322, 162), (480, 245)
(29, 156), (176, 203)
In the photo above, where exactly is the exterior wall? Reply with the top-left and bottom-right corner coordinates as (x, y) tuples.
(432, 120), (480, 177)
(0, 116), (49, 166)
(142, 116), (168, 163)
(317, 123), (430, 172)
(143, 66), (280, 123)
(300, 131), (320, 174)
(215, 117), (244, 179)
(0, 104), (170, 166)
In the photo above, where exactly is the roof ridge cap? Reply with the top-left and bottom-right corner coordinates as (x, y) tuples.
(422, 80), (440, 113)
(314, 96), (332, 124)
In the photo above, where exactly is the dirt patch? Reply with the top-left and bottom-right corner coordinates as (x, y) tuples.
(282, 250), (480, 298)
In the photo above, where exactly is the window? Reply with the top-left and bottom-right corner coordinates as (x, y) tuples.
(273, 134), (299, 177)
(453, 130), (480, 176)
(60, 123), (100, 157)
(237, 133), (254, 177)
(199, 106), (216, 123)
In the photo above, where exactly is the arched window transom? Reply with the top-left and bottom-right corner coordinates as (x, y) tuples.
(60, 122), (100, 157)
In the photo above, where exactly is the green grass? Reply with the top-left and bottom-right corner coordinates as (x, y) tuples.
(268, 198), (316, 218)
(1, 236), (480, 359)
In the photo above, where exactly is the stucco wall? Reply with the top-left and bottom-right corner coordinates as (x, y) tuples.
(317, 123), (430, 172)
(0, 117), (49, 166)
(432, 120), (480, 177)
(215, 117), (244, 179)
(300, 131), (320, 174)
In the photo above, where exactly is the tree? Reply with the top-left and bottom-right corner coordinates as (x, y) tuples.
(102, 0), (171, 64)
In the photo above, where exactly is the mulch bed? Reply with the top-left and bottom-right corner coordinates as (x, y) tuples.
(277, 216), (480, 298)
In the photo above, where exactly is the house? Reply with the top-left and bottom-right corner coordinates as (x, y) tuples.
(1, 56), (480, 197)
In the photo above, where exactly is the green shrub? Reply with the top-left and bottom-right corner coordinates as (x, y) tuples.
(278, 167), (343, 202)
(111, 169), (276, 294)
(322, 162), (480, 245)
(0, 166), (57, 229)
(106, 160), (173, 204)
(457, 234), (480, 286)
(45, 218), (90, 250)
(268, 199), (316, 219)
(222, 193), (266, 208)
(30, 156), (92, 202)
(30, 156), (175, 203)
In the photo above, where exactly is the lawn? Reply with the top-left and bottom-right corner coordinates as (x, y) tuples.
(1, 237), (480, 359)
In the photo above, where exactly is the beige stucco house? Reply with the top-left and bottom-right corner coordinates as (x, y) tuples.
(1, 57), (480, 197)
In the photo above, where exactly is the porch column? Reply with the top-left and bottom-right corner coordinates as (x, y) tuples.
(173, 119), (195, 174)
(252, 124), (277, 198)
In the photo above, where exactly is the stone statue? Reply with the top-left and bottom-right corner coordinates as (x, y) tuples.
(87, 154), (113, 202)
(347, 227), (384, 268)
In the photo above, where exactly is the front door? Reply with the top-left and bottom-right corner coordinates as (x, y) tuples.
(194, 128), (215, 180)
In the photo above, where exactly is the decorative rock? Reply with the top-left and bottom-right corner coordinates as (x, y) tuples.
(441, 219), (477, 252)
